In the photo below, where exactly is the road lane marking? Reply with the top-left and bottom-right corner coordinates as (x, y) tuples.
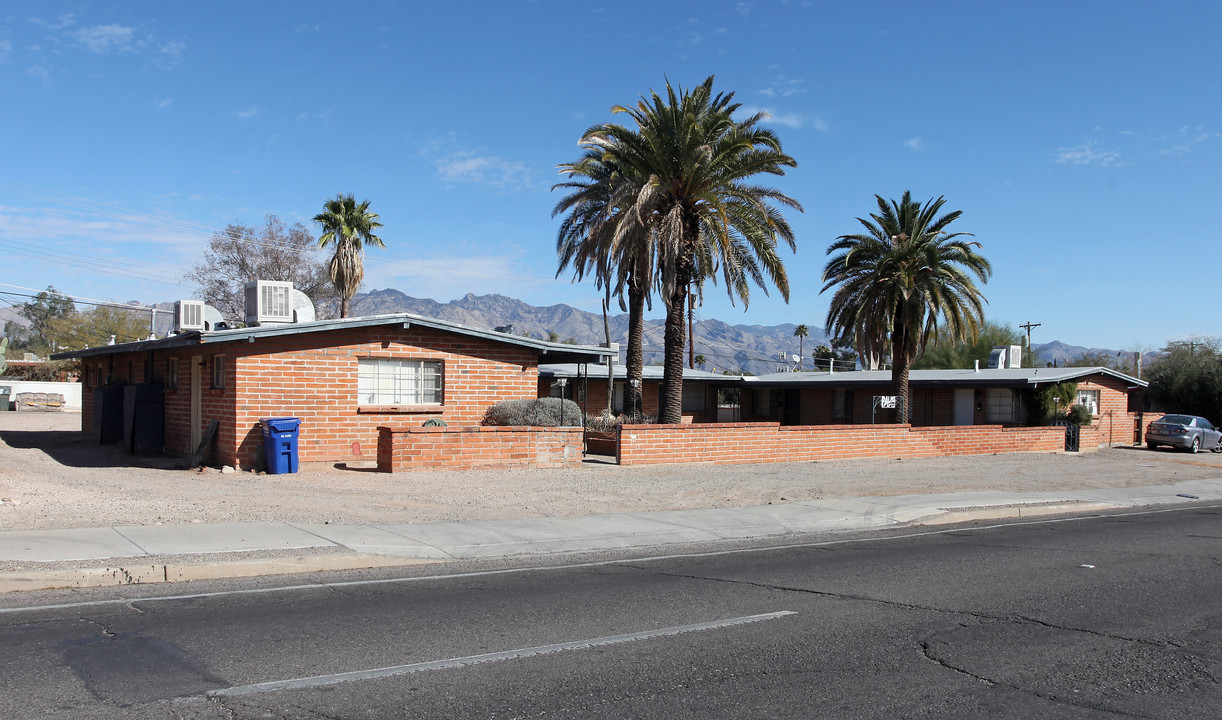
(3, 502), (1219, 616)
(208, 610), (797, 698)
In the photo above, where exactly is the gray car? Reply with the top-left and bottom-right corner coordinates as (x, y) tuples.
(1146, 414), (1222, 453)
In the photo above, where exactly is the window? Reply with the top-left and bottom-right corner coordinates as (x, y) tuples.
(682, 384), (707, 412)
(211, 355), (225, 389)
(832, 388), (854, 419)
(166, 358), (179, 388)
(611, 382), (625, 412)
(358, 358), (443, 406)
(1076, 389), (1100, 416)
(986, 388), (1014, 423)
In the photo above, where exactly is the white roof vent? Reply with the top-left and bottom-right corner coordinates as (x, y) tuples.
(244, 280), (294, 326)
(291, 288), (316, 323)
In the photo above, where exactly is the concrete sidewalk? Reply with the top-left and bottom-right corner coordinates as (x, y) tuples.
(3, 478), (1221, 593)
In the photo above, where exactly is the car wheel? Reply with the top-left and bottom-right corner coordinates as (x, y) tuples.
(1190, 436), (1200, 453)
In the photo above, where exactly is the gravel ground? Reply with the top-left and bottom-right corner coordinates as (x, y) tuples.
(2, 411), (1220, 534)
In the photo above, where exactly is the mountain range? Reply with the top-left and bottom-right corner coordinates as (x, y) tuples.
(349, 289), (1120, 375)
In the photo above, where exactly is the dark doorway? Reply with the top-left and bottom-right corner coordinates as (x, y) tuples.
(783, 389), (802, 426)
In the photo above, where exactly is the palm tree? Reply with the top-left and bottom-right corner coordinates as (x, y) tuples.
(794, 324), (809, 367)
(583, 76), (802, 423)
(821, 192), (991, 423)
(313, 194), (385, 318)
(553, 148), (655, 421)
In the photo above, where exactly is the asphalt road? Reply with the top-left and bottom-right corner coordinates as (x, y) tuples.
(2, 505), (1219, 719)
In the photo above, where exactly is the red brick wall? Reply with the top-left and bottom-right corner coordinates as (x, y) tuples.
(377, 425), (583, 471)
(78, 325), (543, 468)
(616, 422), (1066, 466)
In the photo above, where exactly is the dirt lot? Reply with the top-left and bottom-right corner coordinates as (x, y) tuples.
(1, 412), (1220, 534)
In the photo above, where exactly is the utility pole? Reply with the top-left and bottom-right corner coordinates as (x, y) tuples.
(1019, 321), (1041, 356)
(688, 289), (695, 370)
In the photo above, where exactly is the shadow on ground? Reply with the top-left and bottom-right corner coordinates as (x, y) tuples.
(0, 427), (188, 470)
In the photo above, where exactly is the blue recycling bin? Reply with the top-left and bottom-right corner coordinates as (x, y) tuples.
(260, 417), (301, 474)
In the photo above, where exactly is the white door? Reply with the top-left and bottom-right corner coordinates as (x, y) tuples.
(190, 355), (202, 449)
(953, 388), (974, 426)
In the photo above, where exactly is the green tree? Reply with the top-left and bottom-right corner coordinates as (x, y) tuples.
(793, 324), (809, 363)
(1144, 336), (1222, 420)
(584, 76), (802, 423)
(1066, 351), (1118, 368)
(913, 320), (1028, 369)
(554, 147), (655, 421)
(44, 304), (152, 351)
(184, 215), (337, 321)
(822, 192), (991, 423)
(313, 194), (385, 318)
(4, 286), (75, 357)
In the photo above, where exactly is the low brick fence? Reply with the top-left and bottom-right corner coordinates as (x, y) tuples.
(377, 425), (584, 472)
(616, 422), (1067, 466)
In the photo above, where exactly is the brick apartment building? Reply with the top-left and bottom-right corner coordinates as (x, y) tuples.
(55, 312), (609, 469)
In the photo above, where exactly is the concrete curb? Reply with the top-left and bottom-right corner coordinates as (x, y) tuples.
(0, 554), (437, 594)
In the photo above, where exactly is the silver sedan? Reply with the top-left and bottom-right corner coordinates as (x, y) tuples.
(1146, 414), (1222, 453)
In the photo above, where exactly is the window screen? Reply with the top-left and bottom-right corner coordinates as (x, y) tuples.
(358, 358), (443, 405)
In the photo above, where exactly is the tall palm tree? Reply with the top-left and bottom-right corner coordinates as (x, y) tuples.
(553, 148), (655, 420)
(313, 194), (385, 318)
(794, 324), (809, 367)
(583, 76), (802, 423)
(821, 192), (991, 423)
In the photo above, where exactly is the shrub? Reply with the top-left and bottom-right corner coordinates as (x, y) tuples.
(1064, 404), (1093, 426)
(482, 398), (583, 427)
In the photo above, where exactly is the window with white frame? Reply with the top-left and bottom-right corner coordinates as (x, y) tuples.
(358, 358), (443, 405)
(1076, 389), (1100, 415)
(986, 388), (1014, 423)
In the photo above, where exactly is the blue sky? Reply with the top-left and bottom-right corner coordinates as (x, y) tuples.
(1, 1), (1218, 351)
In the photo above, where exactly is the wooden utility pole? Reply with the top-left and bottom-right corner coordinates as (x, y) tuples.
(1019, 321), (1041, 355)
(688, 290), (695, 369)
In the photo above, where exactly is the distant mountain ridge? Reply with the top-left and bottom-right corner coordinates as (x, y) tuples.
(350, 289), (1118, 376)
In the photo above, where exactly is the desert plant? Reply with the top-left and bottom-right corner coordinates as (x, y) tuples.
(1064, 404), (1093, 426)
(482, 398), (583, 427)
(1023, 382), (1078, 426)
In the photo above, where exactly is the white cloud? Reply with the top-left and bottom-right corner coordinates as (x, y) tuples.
(434, 152), (537, 191)
(27, 14), (76, 30)
(74, 24), (136, 53)
(758, 76), (806, 98)
(155, 98), (172, 110)
(904, 137), (924, 151)
(1054, 142), (1123, 167)
(26, 65), (49, 83)
(0, 40), (11, 62)
(235, 106), (261, 120)
(737, 105), (822, 131)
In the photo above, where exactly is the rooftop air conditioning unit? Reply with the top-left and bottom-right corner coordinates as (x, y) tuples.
(245, 280), (294, 326)
(174, 300), (205, 332)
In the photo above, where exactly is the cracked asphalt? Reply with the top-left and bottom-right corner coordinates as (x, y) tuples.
(2, 503), (1218, 718)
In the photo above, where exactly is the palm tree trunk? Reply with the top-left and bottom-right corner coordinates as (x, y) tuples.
(661, 284), (687, 424)
(660, 242), (694, 424)
(626, 278), (645, 422)
(890, 325), (910, 424)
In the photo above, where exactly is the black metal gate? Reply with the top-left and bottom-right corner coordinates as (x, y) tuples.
(1063, 424), (1080, 452)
